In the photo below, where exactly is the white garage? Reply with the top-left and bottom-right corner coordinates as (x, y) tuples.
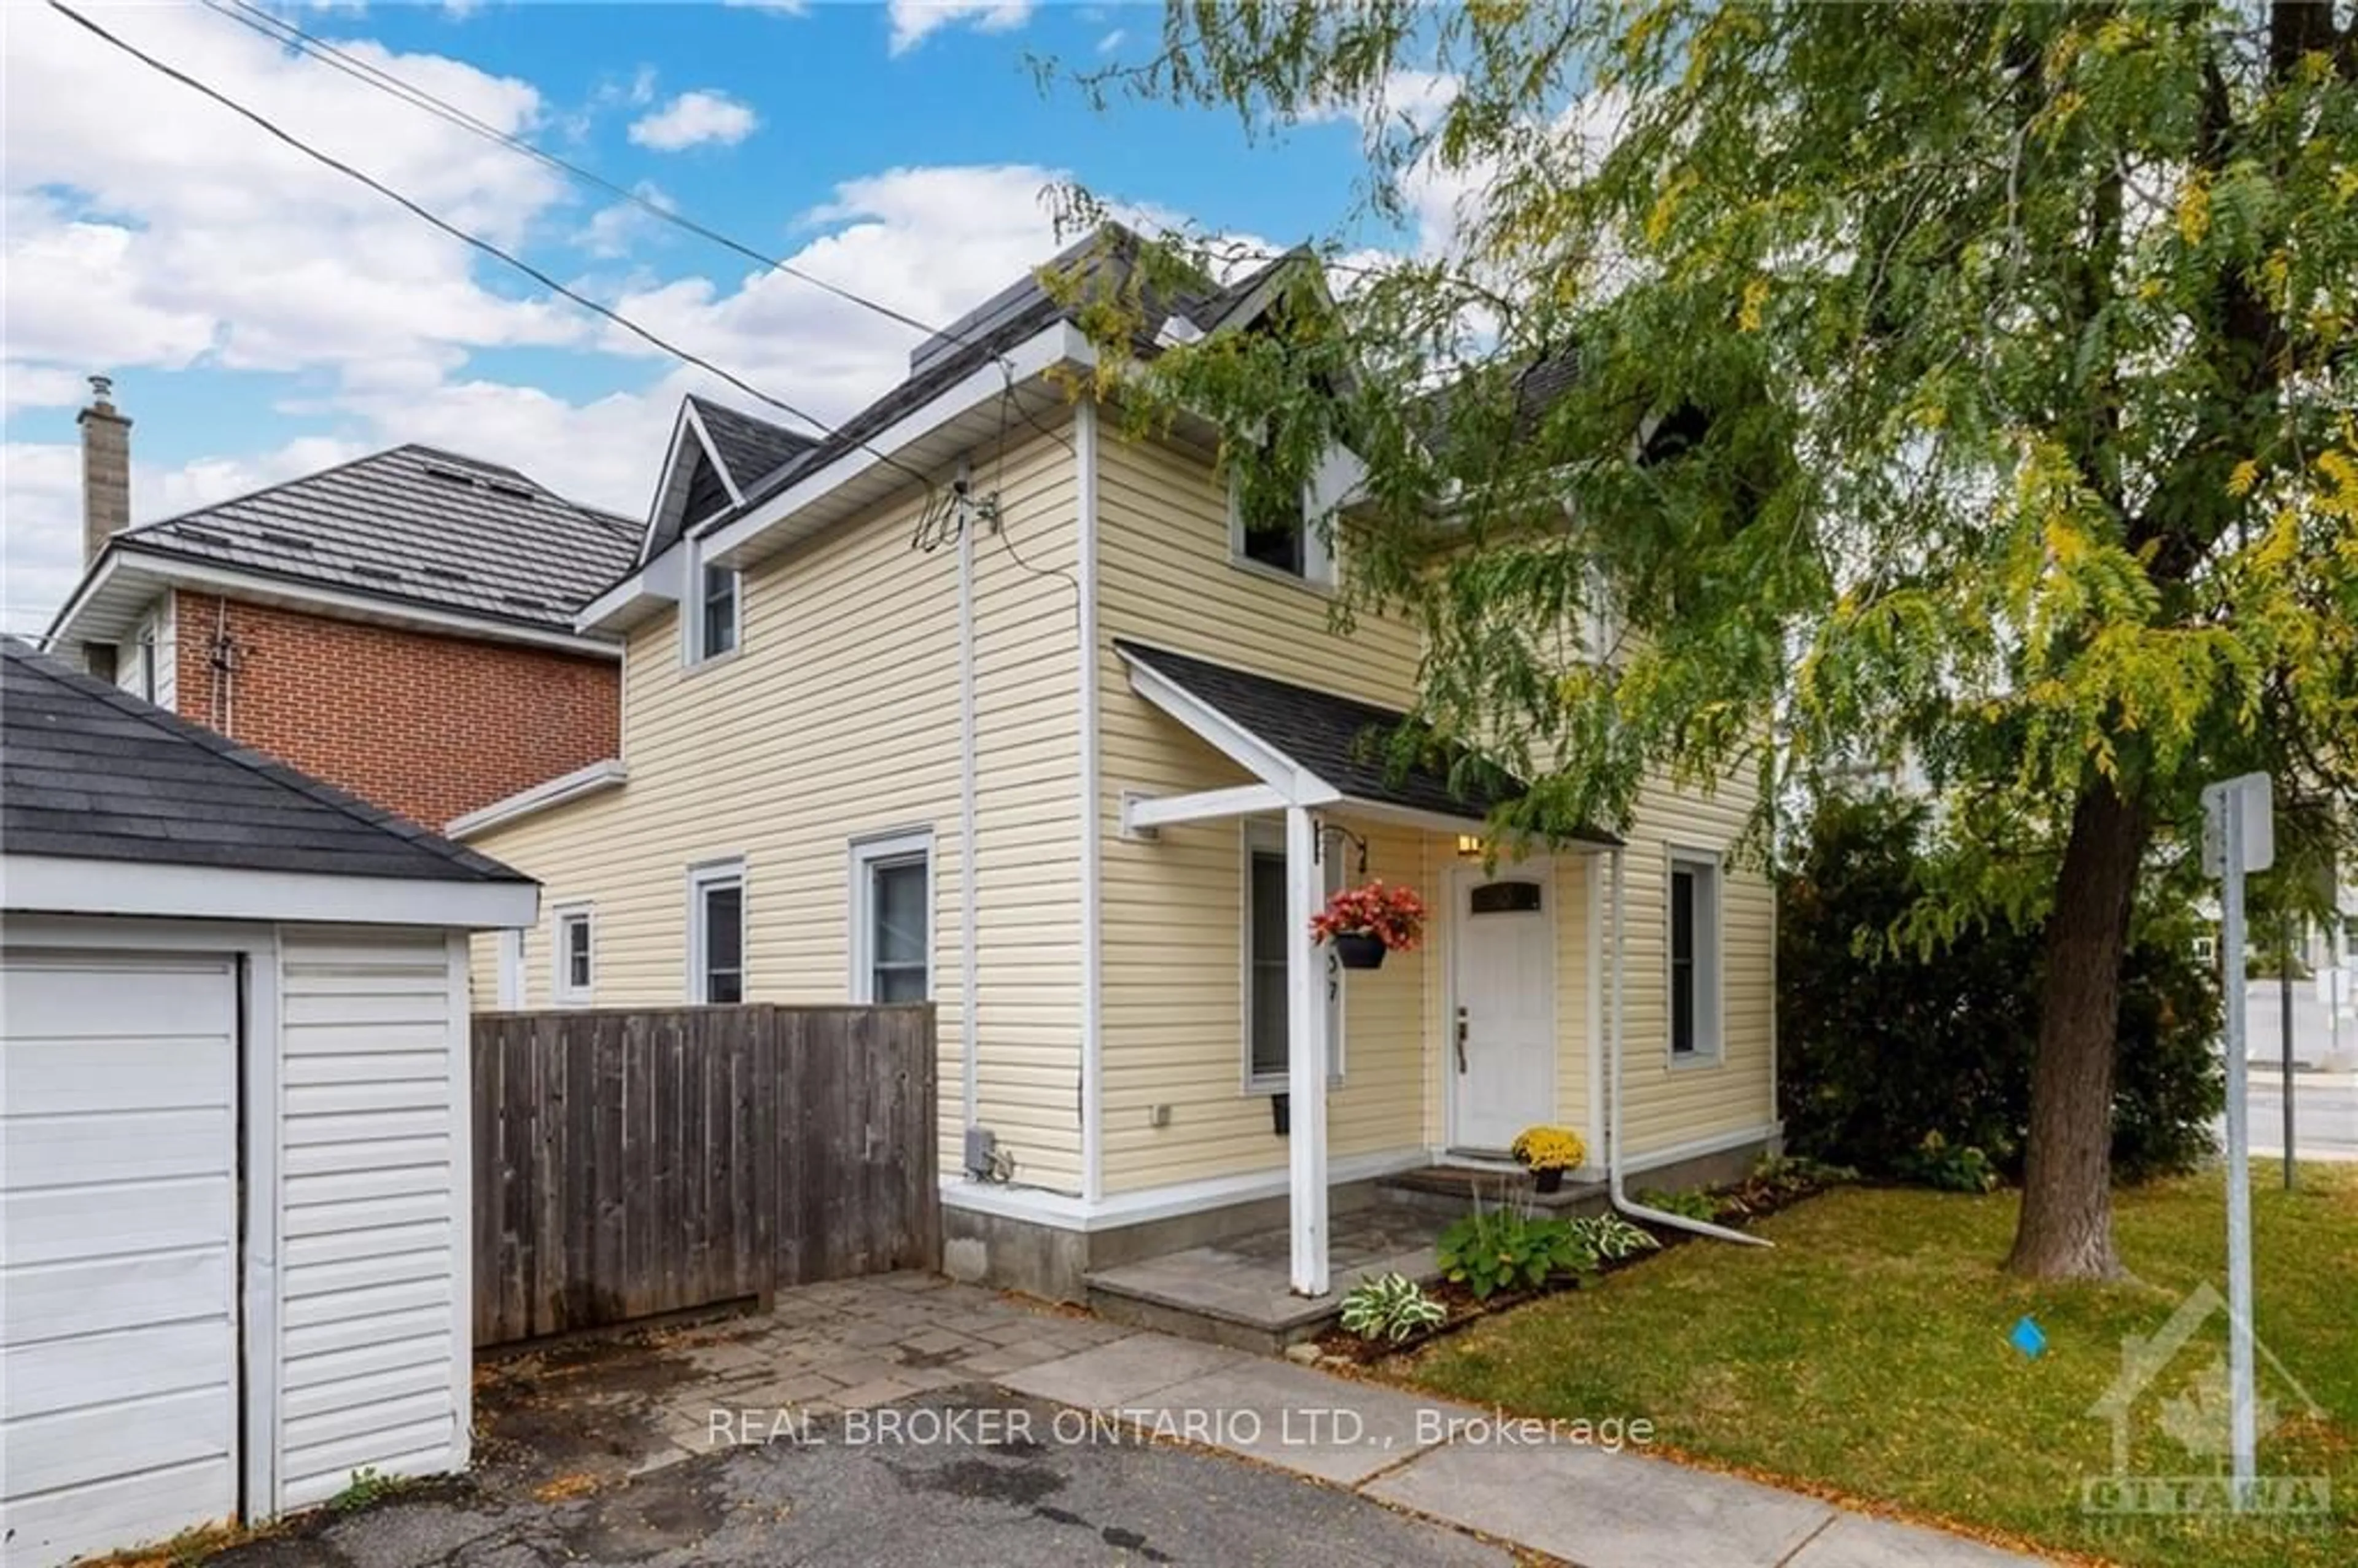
(0, 641), (535, 1567)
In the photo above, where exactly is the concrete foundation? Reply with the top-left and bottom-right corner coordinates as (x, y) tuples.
(943, 1132), (1779, 1321)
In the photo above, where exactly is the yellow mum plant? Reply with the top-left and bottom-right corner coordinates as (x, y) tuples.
(1510, 1125), (1586, 1172)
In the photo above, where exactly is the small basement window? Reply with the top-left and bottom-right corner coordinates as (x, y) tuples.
(553, 905), (594, 1006)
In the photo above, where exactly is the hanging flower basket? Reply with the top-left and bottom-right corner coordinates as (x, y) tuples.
(1312, 880), (1428, 972)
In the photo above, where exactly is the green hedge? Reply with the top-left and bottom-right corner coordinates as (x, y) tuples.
(1778, 796), (2222, 1186)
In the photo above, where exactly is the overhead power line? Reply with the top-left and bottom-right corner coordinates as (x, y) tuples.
(200, 0), (1080, 467)
(48, 0), (938, 495)
(200, 0), (955, 346)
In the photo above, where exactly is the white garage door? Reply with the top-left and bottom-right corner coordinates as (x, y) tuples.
(2, 952), (241, 1568)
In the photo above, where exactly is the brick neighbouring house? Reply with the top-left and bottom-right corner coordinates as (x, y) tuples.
(42, 378), (643, 833)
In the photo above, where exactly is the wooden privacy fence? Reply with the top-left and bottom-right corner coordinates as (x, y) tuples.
(472, 1003), (938, 1346)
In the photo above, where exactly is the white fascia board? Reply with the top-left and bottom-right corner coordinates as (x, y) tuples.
(446, 758), (628, 840)
(679, 399), (748, 507)
(1124, 783), (1290, 831)
(61, 547), (620, 659)
(1, 856), (540, 930)
(41, 547), (131, 650)
(633, 404), (699, 569)
(577, 548), (685, 634)
(1115, 650), (1340, 806)
(695, 320), (1097, 570)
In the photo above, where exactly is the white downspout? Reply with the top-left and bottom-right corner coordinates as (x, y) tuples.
(958, 478), (981, 1141)
(1607, 842), (1771, 1248)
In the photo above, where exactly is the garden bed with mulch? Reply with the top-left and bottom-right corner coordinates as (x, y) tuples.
(1307, 1155), (1854, 1366)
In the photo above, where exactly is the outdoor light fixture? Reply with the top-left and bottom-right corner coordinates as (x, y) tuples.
(1456, 834), (1484, 858)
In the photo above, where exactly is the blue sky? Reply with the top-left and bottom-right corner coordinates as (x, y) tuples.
(4, 1), (1430, 633)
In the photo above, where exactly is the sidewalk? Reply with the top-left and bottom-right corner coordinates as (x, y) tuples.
(1003, 1330), (2048, 1568)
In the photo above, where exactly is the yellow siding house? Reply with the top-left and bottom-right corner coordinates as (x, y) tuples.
(457, 231), (1780, 1302)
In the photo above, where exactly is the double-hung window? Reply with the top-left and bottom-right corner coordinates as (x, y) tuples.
(689, 861), (745, 1004)
(1667, 850), (1722, 1061)
(697, 562), (739, 661)
(1243, 820), (1344, 1090)
(1229, 472), (1334, 589)
(552, 904), (594, 1006)
(851, 831), (931, 1003)
(683, 529), (739, 667)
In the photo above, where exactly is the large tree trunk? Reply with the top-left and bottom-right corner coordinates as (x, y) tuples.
(2006, 776), (2151, 1280)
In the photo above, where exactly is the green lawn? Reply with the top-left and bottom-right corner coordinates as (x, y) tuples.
(1397, 1166), (2357, 1568)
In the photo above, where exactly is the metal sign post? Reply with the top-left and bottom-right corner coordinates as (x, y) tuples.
(2203, 771), (2273, 1507)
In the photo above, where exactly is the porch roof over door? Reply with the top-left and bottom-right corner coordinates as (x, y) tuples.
(1113, 638), (1619, 844)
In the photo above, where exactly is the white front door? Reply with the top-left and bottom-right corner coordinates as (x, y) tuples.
(1449, 866), (1556, 1153)
(2, 952), (243, 1568)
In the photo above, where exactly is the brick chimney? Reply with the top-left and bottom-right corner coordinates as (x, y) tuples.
(79, 374), (133, 565)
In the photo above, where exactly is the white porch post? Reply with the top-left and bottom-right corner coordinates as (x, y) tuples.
(1285, 803), (1331, 1295)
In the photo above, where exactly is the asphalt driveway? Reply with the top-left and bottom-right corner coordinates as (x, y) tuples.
(204, 1387), (1510, 1567)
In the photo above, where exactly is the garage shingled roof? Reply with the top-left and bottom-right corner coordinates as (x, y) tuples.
(1, 638), (532, 883)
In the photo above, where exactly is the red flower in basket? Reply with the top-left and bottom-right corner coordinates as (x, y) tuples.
(1312, 880), (1428, 971)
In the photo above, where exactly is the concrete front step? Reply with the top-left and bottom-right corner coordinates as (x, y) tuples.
(1376, 1165), (1610, 1219)
(1084, 1208), (1448, 1353)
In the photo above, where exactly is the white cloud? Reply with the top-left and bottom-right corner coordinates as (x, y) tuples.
(1096, 29), (1125, 54)
(886, 1), (1032, 56)
(0, 6), (1277, 639)
(577, 180), (676, 259)
(628, 90), (759, 152)
(1, 436), (368, 641)
(3, 4), (578, 400)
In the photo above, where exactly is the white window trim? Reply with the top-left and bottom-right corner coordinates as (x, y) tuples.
(551, 902), (596, 1007)
(687, 858), (747, 1004)
(682, 539), (742, 670)
(497, 928), (526, 1009)
(1240, 817), (1344, 1093)
(1226, 473), (1336, 594)
(849, 828), (934, 1004)
(1665, 845), (1725, 1066)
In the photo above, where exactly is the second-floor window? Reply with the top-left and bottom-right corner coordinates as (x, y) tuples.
(1229, 473), (1334, 589)
(698, 562), (739, 661)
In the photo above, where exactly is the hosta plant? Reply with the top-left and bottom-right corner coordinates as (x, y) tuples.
(1436, 1206), (1595, 1300)
(1336, 1271), (1447, 1344)
(1568, 1213), (1660, 1263)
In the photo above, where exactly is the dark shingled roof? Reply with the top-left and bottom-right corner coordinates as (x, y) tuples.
(1114, 638), (1528, 825)
(105, 444), (639, 633)
(718, 226), (1302, 523)
(1, 639), (531, 883)
(688, 395), (817, 495)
